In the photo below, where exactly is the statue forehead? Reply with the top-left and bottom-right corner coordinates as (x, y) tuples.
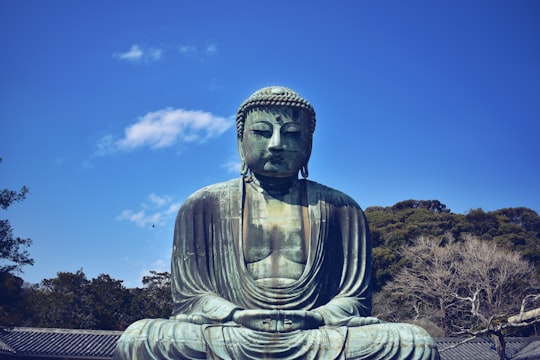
(245, 107), (307, 121)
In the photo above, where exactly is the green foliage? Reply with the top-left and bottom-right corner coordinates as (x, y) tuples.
(0, 272), (25, 327)
(37, 270), (95, 329)
(87, 274), (132, 330)
(365, 200), (540, 290)
(129, 271), (173, 320)
(0, 187), (29, 210)
(0, 158), (33, 275)
(0, 158), (33, 327)
(10, 269), (173, 330)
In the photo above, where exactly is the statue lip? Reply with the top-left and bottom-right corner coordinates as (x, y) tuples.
(264, 154), (285, 162)
(264, 149), (299, 161)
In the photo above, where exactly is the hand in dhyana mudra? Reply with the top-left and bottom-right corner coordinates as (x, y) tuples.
(232, 309), (324, 332)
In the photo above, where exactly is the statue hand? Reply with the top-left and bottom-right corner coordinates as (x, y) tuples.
(277, 310), (324, 332)
(232, 309), (279, 332)
(346, 316), (382, 327)
(173, 314), (212, 324)
(232, 309), (324, 332)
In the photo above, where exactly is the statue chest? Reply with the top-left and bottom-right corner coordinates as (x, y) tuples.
(242, 191), (309, 283)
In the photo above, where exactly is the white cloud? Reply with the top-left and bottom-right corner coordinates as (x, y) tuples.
(119, 108), (231, 148)
(113, 42), (215, 64)
(113, 44), (162, 63)
(116, 209), (161, 228)
(205, 43), (217, 56)
(117, 108), (232, 150)
(95, 135), (116, 156)
(139, 254), (171, 286)
(148, 193), (171, 208)
(116, 193), (181, 228)
(179, 42), (217, 60)
(222, 159), (241, 174)
(179, 45), (197, 57)
(146, 48), (162, 61)
(99, 108), (233, 153)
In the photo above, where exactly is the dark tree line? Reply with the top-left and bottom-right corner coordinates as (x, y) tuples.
(1, 270), (172, 330)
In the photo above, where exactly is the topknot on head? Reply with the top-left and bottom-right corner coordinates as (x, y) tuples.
(236, 86), (316, 138)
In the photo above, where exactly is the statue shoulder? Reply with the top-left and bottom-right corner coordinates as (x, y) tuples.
(180, 178), (242, 209)
(304, 179), (363, 210)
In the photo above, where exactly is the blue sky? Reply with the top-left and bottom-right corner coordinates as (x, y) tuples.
(1, 1), (539, 287)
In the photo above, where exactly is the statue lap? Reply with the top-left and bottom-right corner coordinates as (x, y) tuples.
(115, 318), (438, 359)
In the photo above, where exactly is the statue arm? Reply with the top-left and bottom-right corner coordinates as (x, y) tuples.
(312, 298), (379, 326)
(312, 197), (376, 326)
(171, 293), (240, 323)
(170, 188), (242, 324)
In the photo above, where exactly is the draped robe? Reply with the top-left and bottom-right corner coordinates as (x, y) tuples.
(114, 178), (439, 359)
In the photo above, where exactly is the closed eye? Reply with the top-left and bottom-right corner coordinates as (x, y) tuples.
(251, 129), (272, 138)
(283, 127), (301, 136)
(249, 121), (273, 138)
(284, 129), (300, 134)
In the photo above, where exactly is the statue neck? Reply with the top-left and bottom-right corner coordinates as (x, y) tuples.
(249, 173), (298, 195)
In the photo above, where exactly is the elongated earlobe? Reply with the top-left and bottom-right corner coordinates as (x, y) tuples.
(240, 161), (249, 176)
(301, 165), (309, 179)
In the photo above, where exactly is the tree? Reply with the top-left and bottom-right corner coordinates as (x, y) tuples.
(1, 158), (33, 327)
(374, 234), (461, 334)
(129, 271), (172, 320)
(20, 270), (145, 330)
(366, 200), (458, 290)
(35, 270), (96, 329)
(87, 274), (131, 330)
(374, 233), (540, 359)
(0, 272), (26, 327)
(0, 158), (33, 275)
(365, 201), (540, 291)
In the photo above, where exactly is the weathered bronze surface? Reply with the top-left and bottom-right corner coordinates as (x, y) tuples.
(114, 86), (440, 359)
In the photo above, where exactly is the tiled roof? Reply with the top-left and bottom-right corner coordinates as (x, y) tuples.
(437, 337), (539, 360)
(515, 340), (540, 360)
(1, 327), (539, 359)
(0, 327), (122, 359)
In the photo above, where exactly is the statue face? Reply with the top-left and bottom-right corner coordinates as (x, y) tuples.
(240, 107), (311, 178)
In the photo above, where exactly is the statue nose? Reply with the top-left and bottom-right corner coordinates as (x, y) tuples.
(268, 130), (284, 150)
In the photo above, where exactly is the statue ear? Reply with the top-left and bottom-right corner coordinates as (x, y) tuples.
(237, 138), (248, 176)
(237, 138), (244, 161)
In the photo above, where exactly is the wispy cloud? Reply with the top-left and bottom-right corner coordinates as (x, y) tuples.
(122, 251), (172, 287)
(113, 44), (163, 63)
(138, 255), (171, 287)
(205, 43), (218, 56)
(178, 42), (218, 61)
(95, 108), (233, 155)
(179, 45), (197, 57)
(116, 193), (180, 228)
(222, 159), (241, 174)
(113, 42), (216, 64)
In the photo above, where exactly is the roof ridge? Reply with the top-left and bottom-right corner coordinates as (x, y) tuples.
(9, 327), (124, 335)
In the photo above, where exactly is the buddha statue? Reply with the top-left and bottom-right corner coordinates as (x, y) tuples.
(114, 86), (440, 359)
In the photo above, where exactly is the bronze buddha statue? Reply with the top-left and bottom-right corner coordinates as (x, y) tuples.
(114, 86), (439, 359)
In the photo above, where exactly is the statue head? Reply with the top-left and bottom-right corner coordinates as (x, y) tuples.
(236, 86), (316, 178)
